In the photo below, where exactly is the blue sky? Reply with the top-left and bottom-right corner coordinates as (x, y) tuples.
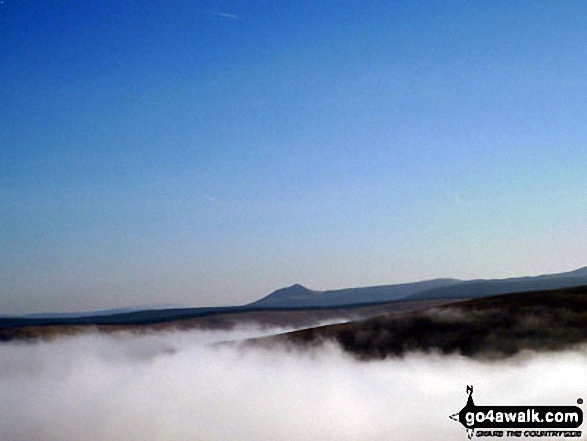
(2, 1), (587, 313)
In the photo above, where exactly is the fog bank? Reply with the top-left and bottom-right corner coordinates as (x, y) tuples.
(1, 328), (586, 440)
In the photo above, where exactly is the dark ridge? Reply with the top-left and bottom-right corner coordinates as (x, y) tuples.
(0, 300), (429, 329)
(3, 266), (587, 345)
(269, 284), (587, 359)
(407, 272), (587, 300)
(0, 298), (460, 341)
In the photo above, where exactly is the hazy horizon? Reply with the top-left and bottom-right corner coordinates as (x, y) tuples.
(2, 263), (587, 316)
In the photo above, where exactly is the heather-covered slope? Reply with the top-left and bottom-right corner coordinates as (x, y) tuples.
(270, 284), (587, 359)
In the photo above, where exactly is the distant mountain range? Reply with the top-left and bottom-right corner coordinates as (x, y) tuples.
(248, 266), (587, 308)
(2, 266), (587, 329)
(247, 279), (459, 308)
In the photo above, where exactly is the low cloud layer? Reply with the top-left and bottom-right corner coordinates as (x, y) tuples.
(1, 328), (586, 440)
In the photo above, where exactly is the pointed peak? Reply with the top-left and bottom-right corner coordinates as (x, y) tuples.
(249, 283), (320, 307)
(272, 284), (314, 295)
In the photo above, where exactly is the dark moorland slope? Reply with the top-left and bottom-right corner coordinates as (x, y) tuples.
(0, 299), (455, 342)
(266, 284), (587, 359)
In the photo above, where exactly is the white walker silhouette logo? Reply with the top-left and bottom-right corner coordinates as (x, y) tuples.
(449, 386), (583, 439)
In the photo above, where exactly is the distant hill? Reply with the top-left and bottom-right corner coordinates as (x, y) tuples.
(407, 266), (587, 301)
(249, 266), (587, 308)
(247, 279), (460, 308)
(2, 266), (586, 334)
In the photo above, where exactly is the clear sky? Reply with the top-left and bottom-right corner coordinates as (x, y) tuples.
(2, 1), (587, 314)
